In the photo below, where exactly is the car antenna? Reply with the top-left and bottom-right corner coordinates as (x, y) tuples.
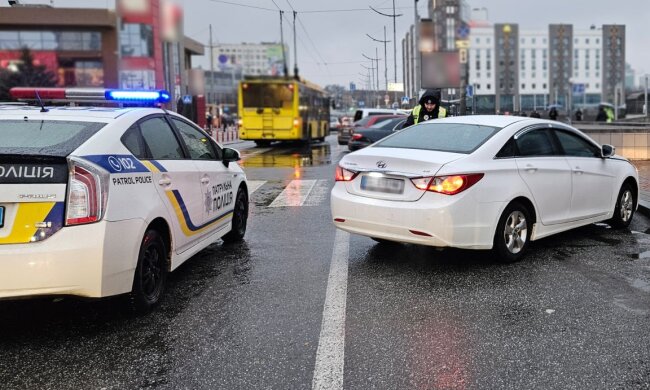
(34, 90), (48, 113)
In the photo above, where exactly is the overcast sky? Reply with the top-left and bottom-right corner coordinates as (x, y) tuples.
(4, 0), (650, 88)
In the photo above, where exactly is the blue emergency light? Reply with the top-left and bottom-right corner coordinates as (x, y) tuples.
(105, 90), (171, 103)
(10, 87), (172, 104)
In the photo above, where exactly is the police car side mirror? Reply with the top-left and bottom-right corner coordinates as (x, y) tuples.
(222, 148), (241, 167)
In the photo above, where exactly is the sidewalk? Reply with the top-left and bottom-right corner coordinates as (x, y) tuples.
(634, 160), (650, 217)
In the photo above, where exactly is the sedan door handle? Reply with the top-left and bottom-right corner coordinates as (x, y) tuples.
(573, 167), (584, 174)
(158, 178), (172, 186)
(525, 164), (537, 173)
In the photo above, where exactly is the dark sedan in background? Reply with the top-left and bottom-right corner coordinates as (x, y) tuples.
(347, 117), (406, 151)
(337, 114), (405, 145)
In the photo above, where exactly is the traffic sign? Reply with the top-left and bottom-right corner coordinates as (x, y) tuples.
(457, 23), (470, 39)
(401, 96), (410, 105)
(455, 39), (470, 49)
(459, 48), (468, 64)
(466, 85), (474, 97)
(358, 100), (365, 107)
(183, 95), (192, 104)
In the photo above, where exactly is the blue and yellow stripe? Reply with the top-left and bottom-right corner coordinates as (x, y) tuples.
(0, 202), (64, 244)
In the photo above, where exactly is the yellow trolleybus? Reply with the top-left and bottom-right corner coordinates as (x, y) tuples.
(238, 77), (330, 146)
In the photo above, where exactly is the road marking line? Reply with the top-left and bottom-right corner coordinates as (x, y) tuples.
(247, 180), (266, 195)
(304, 180), (331, 206)
(312, 229), (349, 390)
(269, 179), (317, 207)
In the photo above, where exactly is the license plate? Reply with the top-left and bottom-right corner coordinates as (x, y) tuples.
(360, 176), (404, 194)
(0, 206), (4, 228)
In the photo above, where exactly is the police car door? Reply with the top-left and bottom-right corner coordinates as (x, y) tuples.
(169, 117), (235, 235)
(137, 116), (204, 253)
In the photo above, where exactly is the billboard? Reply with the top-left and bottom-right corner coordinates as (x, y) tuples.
(421, 52), (461, 88)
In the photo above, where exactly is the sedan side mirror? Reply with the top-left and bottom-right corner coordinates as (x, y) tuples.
(222, 147), (241, 167)
(601, 144), (615, 158)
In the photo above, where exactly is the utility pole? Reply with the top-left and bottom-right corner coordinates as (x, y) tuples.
(366, 27), (390, 93)
(209, 24), (214, 105)
(278, 10), (288, 77)
(370, 5), (402, 105)
(361, 63), (374, 90)
(292, 11), (299, 79)
(414, 0), (420, 101)
(644, 75), (650, 120)
(362, 52), (380, 92)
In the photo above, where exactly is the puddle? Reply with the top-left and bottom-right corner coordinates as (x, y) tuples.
(239, 143), (332, 168)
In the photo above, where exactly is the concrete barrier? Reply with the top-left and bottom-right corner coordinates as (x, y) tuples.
(575, 122), (650, 160)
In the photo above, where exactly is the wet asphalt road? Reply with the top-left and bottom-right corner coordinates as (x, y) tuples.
(1, 135), (649, 389)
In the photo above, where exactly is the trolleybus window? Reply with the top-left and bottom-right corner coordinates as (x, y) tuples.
(242, 83), (294, 109)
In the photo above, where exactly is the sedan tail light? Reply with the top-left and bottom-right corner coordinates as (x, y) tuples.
(66, 157), (109, 226)
(335, 166), (358, 181)
(410, 173), (484, 195)
(351, 133), (363, 141)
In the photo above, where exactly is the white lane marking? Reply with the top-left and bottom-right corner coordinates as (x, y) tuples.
(312, 229), (350, 390)
(269, 179), (317, 207)
(247, 180), (266, 195)
(304, 180), (331, 206)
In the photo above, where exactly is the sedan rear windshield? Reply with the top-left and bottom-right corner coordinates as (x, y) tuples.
(374, 122), (501, 154)
(0, 120), (105, 157)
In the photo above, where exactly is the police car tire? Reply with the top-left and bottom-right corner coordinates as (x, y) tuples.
(128, 230), (167, 313)
(222, 187), (248, 243)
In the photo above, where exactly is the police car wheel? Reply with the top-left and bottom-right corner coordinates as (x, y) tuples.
(223, 187), (248, 243)
(129, 230), (167, 312)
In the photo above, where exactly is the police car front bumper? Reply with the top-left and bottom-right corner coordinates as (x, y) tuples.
(0, 219), (144, 299)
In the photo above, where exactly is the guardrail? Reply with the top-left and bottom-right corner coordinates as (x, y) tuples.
(206, 126), (240, 144)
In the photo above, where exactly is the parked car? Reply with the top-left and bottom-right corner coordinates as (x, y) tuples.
(348, 117), (406, 151)
(0, 87), (249, 311)
(353, 108), (408, 122)
(331, 115), (638, 262)
(338, 114), (406, 145)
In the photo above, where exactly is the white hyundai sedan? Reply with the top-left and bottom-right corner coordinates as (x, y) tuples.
(330, 115), (638, 262)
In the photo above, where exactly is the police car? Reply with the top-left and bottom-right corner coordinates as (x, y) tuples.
(0, 88), (249, 311)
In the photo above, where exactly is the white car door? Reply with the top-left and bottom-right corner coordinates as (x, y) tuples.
(138, 116), (204, 253)
(170, 117), (235, 233)
(553, 129), (615, 219)
(514, 128), (573, 225)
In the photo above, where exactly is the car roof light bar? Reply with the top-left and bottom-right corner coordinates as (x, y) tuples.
(9, 87), (171, 104)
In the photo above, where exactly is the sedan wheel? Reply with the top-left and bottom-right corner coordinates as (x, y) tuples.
(494, 201), (531, 263)
(609, 183), (635, 229)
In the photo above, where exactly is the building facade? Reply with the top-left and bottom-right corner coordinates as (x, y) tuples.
(0, 1), (204, 107)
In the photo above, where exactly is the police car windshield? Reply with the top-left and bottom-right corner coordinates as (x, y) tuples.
(0, 120), (105, 157)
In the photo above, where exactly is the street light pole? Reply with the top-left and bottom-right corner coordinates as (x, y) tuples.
(645, 75), (648, 119)
(370, 5), (402, 106)
(366, 27), (390, 93)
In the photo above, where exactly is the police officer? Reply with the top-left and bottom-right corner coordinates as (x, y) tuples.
(401, 89), (447, 128)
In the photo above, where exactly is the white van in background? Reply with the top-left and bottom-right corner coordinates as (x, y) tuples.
(353, 108), (409, 122)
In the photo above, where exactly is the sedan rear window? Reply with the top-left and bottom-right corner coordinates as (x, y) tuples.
(0, 120), (105, 157)
(374, 122), (501, 154)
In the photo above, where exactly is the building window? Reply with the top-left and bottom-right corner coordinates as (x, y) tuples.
(532, 83), (536, 89)
(120, 23), (153, 57)
(596, 83), (600, 88)
(586, 38), (590, 44)
(0, 30), (101, 51)
(543, 83), (547, 89)
(487, 83), (491, 89)
(521, 83), (525, 89)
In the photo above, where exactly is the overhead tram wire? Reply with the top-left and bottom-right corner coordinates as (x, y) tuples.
(283, 0), (331, 76)
(208, 0), (276, 12)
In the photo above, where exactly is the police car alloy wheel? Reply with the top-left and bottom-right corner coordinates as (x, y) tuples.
(129, 229), (167, 312)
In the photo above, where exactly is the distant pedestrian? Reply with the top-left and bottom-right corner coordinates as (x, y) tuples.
(574, 109), (583, 121)
(596, 106), (607, 122)
(549, 107), (558, 121)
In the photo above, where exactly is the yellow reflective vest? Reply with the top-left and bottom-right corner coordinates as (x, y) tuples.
(412, 105), (447, 124)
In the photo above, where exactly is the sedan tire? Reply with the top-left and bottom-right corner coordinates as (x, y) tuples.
(494, 201), (531, 263)
(608, 183), (635, 229)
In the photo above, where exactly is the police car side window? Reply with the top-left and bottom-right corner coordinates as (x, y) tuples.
(171, 118), (219, 160)
(121, 125), (147, 159)
(139, 117), (184, 160)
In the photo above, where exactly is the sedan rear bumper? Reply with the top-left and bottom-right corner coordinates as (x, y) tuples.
(330, 183), (505, 249)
